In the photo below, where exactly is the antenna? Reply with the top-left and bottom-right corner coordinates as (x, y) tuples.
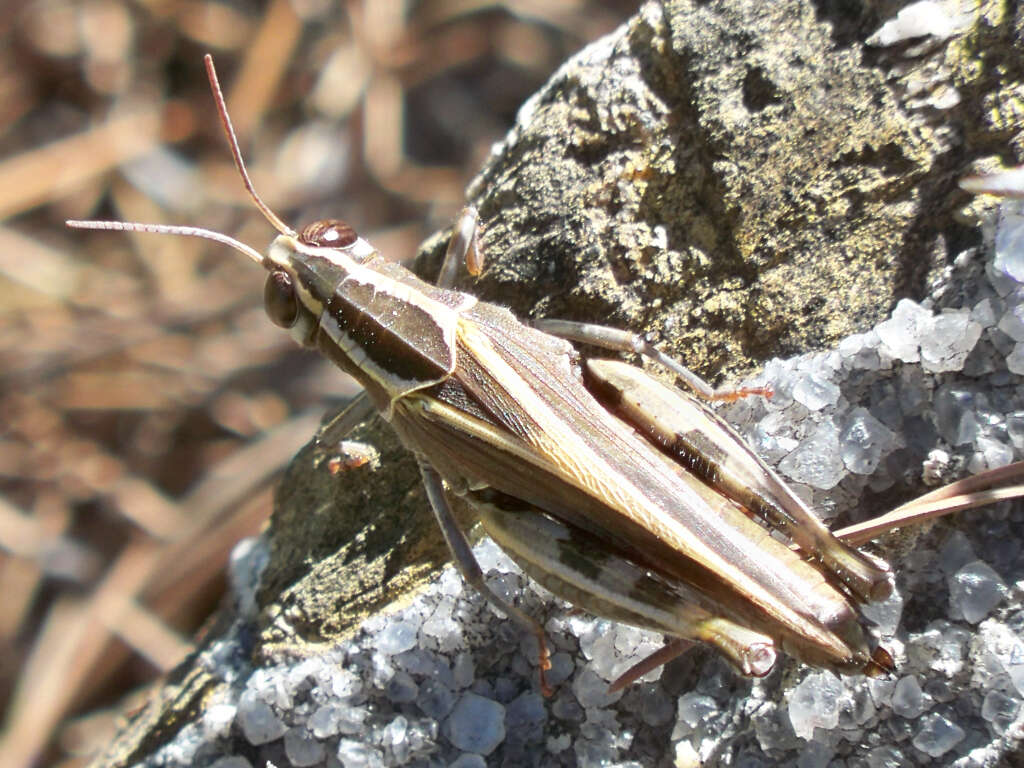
(67, 55), (296, 267)
(203, 54), (296, 238)
(65, 219), (266, 265)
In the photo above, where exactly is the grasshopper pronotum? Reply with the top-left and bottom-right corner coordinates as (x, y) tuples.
(69, 56), (1024, 695)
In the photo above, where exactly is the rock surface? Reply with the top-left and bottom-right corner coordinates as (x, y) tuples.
(93, 1), (1024, 766)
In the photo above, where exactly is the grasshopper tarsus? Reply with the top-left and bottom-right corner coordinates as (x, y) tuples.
(705, 382), (774, 402)
(537, 646), (554, 698)
(324, 441), (379, 474)
(864, 645), (895, 678)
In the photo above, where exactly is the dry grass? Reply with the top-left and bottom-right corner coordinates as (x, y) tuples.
(0, 2), (634, 764)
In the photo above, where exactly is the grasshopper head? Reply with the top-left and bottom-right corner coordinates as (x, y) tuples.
(69, 55), (375, 353)
(262, 219), (378, 348)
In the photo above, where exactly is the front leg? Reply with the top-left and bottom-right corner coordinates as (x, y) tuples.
(436, 206), (482, 289)
(313, 391), (379, 459)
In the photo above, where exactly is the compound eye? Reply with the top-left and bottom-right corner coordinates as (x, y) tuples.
(300, 219), (357, 248)
(264, 270), (298, 328)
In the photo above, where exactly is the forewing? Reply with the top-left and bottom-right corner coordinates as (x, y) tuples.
(390, 303), (871, 670)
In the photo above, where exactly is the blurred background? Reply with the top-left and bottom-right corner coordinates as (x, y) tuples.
(0, 1), (636, 764)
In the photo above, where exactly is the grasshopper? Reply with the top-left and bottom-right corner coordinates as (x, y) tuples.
(69, 56), (1024, 695)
